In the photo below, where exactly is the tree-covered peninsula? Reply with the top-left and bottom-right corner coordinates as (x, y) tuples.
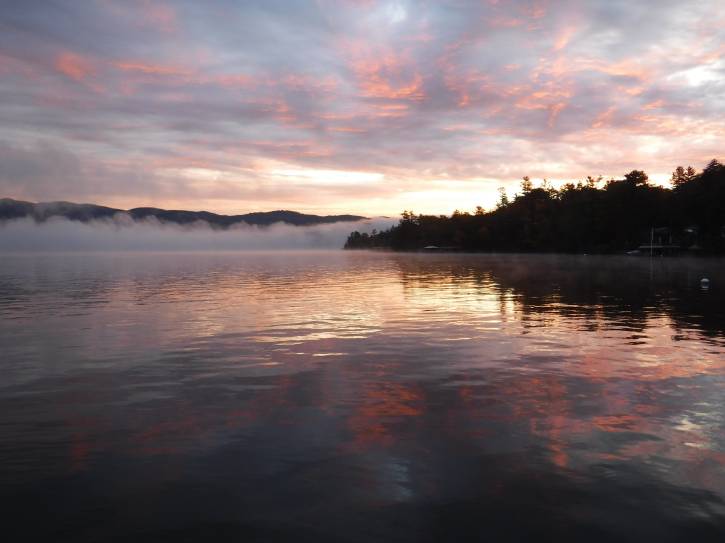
(345, 159), (725, 254)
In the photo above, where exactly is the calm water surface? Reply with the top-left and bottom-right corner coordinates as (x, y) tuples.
(1, 251), (724, 541)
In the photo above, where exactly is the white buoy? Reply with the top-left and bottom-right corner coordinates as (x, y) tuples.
(701, 278), (710, 289)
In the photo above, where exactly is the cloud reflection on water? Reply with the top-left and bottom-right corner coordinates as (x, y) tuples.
(0, 252), (724, 540)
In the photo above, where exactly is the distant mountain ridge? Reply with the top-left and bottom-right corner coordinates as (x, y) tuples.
(0, 198), (366, 228)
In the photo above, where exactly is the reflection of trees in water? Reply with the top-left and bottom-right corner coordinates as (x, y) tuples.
(393, 255), (725, 341)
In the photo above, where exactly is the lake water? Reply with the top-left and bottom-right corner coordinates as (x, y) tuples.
(1, 251), (724, 541)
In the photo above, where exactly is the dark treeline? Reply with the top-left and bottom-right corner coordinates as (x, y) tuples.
(345, 159), (725, 254)
(0, 199), (365, 228)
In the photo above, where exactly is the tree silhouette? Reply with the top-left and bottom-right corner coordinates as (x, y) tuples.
(497, 187), (509, 209)
(671, 166), (697, 186)
(623, 170), (649, 186)
(521, 176), (533, 194)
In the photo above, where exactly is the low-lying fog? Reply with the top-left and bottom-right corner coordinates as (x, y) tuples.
(0, 216), (395, 251)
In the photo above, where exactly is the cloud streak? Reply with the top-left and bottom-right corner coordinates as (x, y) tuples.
(0, 0), (723, 215)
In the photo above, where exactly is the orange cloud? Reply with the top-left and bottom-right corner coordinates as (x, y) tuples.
(553, 26), (577, 51)
(516, 87), (572, 111)
(373, 103), (410, 117)
(535, 55), (650, 83)
(592, 106), (616, 129)
(329, 126), (366, 133)
(343, 41), (425, 101)
(643, 99), (665, 110)
(488, 16), (525, 28)
(114, 60), (191, 77)
(215, 73), (255, 88)
(547, 101), (567, 127)
(355, 61), (424, 100)
(55, 51), (94, 82)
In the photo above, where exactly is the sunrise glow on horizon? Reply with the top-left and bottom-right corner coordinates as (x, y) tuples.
(1, 1), (723, 216)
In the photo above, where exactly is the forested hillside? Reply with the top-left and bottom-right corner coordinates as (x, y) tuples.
(345, 160), (725, 254)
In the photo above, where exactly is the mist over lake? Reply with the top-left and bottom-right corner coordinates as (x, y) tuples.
(1, 251), (724, 541)
(0, 217), (394, 252)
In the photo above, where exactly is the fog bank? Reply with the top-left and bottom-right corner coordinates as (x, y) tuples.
(0, 217), (395, 251)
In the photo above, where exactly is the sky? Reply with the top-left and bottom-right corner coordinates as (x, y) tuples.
(0, 0), (723, 216)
